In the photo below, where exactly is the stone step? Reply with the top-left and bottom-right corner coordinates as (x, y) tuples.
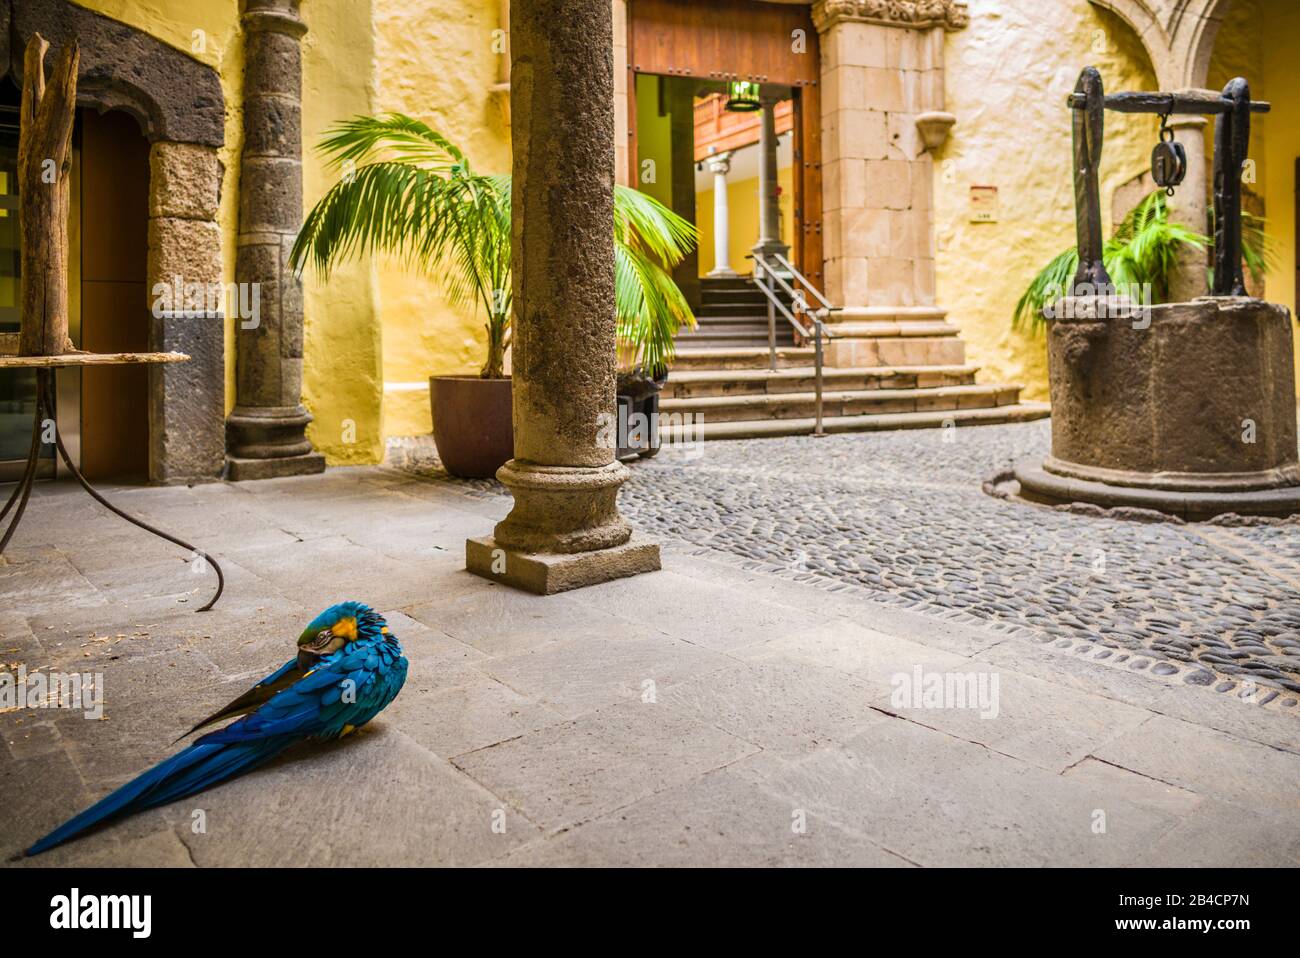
(700, 287), (768, 300)
(700, 276), (755, 292)
(660, 382), (1024, 423)
(687, 313), (788, 326)
(697, 301), (777, 316)
(659, 402), (1051, 442)
(671, 347), (816, 370)
(664, 364), (979, 399)
(675, 329), (797, 347)
(829, 335), (967, 367)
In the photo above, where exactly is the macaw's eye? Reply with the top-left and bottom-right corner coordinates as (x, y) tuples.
(305, 629), (335, 652)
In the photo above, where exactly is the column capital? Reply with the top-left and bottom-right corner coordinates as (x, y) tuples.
(241, 0), (307, 37)
(705, 151), (733, 175)
(811, 0), (969, 34)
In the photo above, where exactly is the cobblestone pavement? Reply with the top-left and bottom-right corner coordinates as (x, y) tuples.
(388, 420), (1300, 708)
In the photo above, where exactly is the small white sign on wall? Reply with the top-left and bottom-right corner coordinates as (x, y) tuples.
(969, 184), (999, 223)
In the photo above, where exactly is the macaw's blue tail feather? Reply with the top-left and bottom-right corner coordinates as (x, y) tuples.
(25, 735), (296, 856)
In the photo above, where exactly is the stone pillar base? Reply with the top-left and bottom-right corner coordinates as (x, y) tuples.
(492, 459), (632, 554)
(1012, 460), (1300, 520)
(227, 452), (326, 482)
(466, 535), (661, 595)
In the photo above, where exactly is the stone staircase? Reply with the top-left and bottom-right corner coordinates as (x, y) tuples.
(665, 277), (1049, 441)
(673, 275), (795, 350)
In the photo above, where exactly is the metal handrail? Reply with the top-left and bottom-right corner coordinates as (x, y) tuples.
(749, 252), (839, 437)
(771, 251), (835, 314)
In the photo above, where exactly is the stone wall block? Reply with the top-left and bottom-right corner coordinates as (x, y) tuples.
(865, 158), (912, 211)
(243, 29), (303, 99)
(868, 257), (916, 305)
(862, 66), (904, 112)
(887, 111), (923, 161)
(911, 156), (933, 211)
(841, 109), (889, 161)
(238, 156), (304, 233)
(236, 314), (284, 408)
(841, 257), (869, 304)
(148, 217), (223, 289)
(149, 143), (222, 220)
(149, 312), (226, 482)
(279, 234), (305, 350)
(242, 94), (302, 158)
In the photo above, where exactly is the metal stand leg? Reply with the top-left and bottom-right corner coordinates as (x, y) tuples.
(0, 369), (224, 612)
(0, 374), (47, 553)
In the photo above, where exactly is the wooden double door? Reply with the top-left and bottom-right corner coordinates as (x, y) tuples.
(627, 0), (823, 291)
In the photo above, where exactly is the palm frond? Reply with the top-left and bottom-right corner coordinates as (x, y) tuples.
(293, 113), (697, 378)
(1013, 246), (1077, 332)
(1014, 189), (1212, 333)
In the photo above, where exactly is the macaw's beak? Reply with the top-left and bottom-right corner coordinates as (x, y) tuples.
(297, 648), (321, 670)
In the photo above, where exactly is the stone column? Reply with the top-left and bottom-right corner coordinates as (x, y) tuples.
(752, 93), (789, 260)
(466, 0), (660, 595)
(707, 152), (737, 277)
(225, 0), (325, 480)
(1166, 114), (1210, 301)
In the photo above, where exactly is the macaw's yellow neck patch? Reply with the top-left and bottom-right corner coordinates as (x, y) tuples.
(333, 617), (358, 642)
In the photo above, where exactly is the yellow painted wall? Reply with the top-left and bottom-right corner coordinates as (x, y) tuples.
(634, 73), (674, 208)
(371, 0), (512, 438)
(695, 166), (795, 277)
(935, 1), (1159, 401)
(301, 0), (383, 462)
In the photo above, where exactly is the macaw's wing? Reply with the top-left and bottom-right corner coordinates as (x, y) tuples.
(197, 642), (408, 746)
(176, 657), (304, 742)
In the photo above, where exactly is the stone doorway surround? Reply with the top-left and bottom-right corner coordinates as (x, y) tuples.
(616, 0), (981, 371)
(2, 0), (227, 484)
(810, 0), (970, 368)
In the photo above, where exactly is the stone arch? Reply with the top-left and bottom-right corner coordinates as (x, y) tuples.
(1176, 0), (1234, 89)
(1, 0), (228, 482)
(1088, 0), (1233, 88)
(1, 0), (224, 146)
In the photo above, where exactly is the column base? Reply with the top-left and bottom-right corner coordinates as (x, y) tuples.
(707, 267), (738, 278)
(466, 535), (661, 595)
(1013, 460), (1300, 520)
(226, 452), (326, 481)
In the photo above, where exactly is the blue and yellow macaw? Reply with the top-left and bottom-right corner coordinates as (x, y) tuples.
(26, 602), (408, 856)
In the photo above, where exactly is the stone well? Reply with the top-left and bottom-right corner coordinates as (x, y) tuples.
(1014, 294), (1300, 519)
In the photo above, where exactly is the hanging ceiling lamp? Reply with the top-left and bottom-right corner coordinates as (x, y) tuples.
(724, 80), (761, 112)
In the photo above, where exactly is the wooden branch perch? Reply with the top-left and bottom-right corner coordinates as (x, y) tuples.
(17, 33), (79, 357)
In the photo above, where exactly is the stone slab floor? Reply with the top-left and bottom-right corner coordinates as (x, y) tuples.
(1, 423), (1298, 866)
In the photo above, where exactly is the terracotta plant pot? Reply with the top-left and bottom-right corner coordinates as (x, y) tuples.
(428, 375), (513, 479)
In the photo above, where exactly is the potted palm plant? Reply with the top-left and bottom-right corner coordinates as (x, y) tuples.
(290, 114), (695, 477)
